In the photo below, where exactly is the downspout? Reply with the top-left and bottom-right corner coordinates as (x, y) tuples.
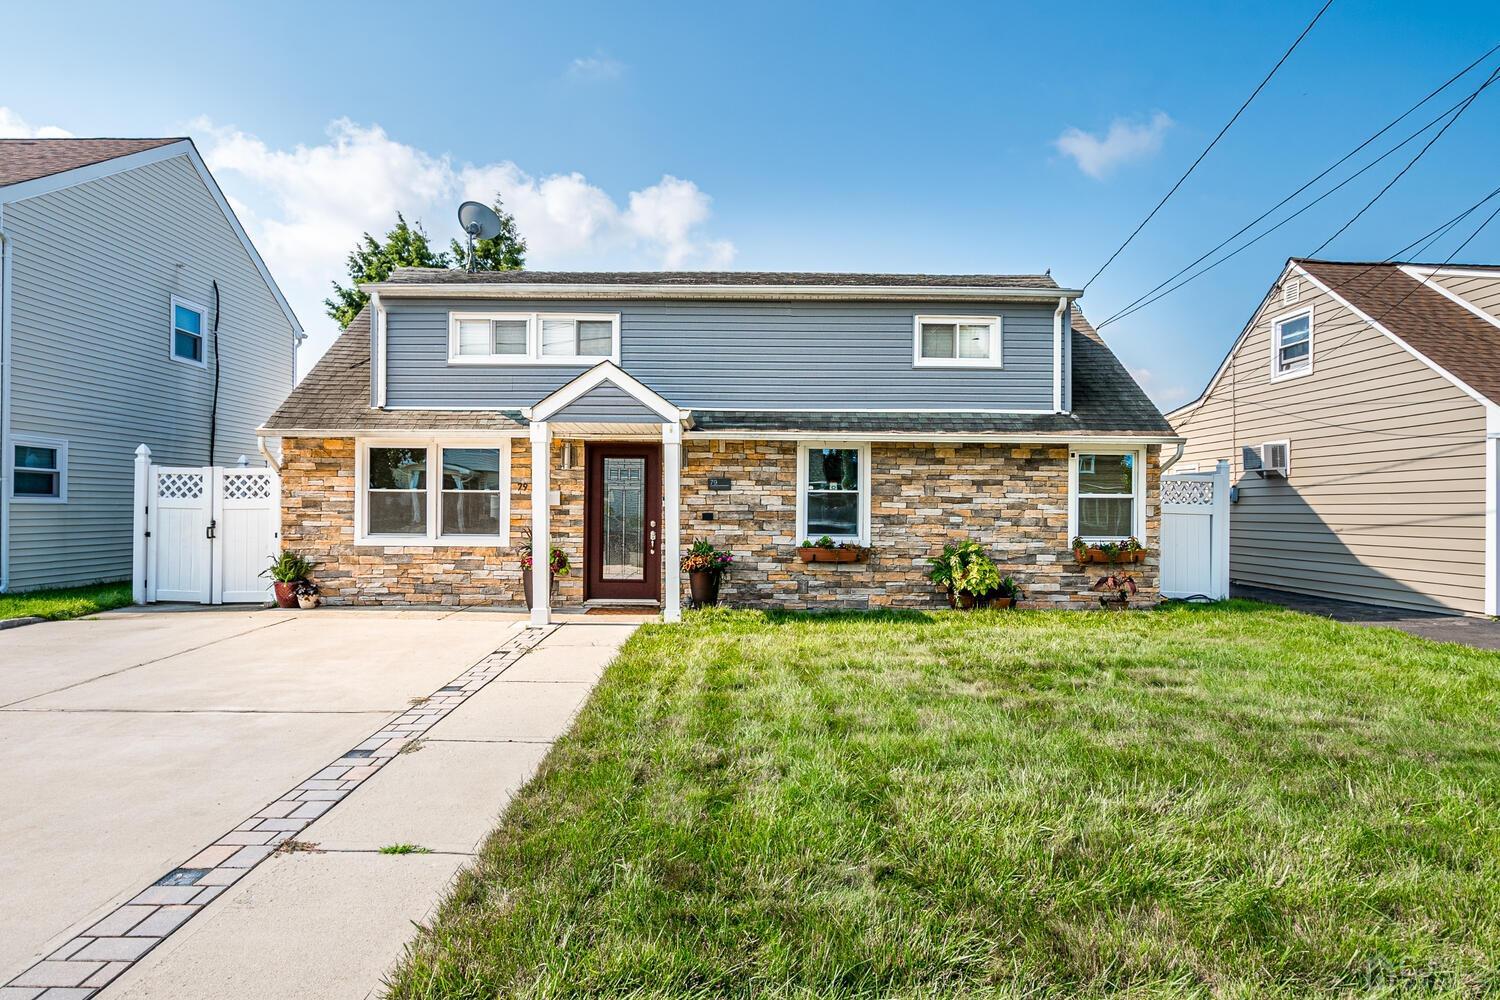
(371, 290), (387, 408)
(1159, 441), (1186, 472)
(257, 435), (281, 472)
(1052, 296), (1067, 413)
(0, 222), (9, 592)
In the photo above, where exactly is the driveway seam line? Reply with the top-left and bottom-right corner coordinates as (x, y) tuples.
(1, 622), (557, 997)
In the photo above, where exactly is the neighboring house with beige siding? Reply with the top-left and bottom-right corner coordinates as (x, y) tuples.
(1168, 258), (1500, 617)
(0, 138), (301, 592)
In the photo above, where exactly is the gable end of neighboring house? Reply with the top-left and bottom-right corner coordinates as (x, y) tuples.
(0, 138), (302, 591)
(1168, 258), (1500, 617)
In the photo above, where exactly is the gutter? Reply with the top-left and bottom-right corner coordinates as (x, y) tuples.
(1052, 296), (1067, 413)
(0, 221), (8, 592)
(359, 281), (1085, 303)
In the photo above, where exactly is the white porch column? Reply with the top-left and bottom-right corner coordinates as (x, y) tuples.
(662, 422), (682, 622)
(529, 421), (552, 626)
(131, 444), (151, 605)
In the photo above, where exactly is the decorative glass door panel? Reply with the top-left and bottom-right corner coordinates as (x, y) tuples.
(602, 458), (646, 580)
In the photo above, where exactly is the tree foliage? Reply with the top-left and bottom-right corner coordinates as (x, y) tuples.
(324, 198), (527, 329)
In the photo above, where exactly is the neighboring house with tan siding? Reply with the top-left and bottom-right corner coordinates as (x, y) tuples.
(1168, 258), (1500, 617)
(0, 138), (302, 592)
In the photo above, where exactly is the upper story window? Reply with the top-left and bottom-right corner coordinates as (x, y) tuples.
(796, 443), (870, 544)
(170, 297), (207, 367)
(913, 316), (1002, 368)
(1271, 307), (1312, 379)
(10, 436), (68, 503)
(1071, 450), (1141, 541)
(448, 312), (619, 365)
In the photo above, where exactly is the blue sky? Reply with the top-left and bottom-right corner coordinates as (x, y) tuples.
(4, 0), (1498, 407)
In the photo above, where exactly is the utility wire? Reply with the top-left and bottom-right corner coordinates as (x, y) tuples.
(1081, 0), (1334, 291)
(1097, 76), (1499, 329)
(1306, 64), (1500, 257)
(1095, 44), (1500, 328)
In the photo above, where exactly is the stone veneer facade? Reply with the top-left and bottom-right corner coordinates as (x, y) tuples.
(279, 436), (1160, 610)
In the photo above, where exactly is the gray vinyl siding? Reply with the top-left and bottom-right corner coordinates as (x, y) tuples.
(4, 154), (295, 590)
(383, 299), (1056, 410)
(552, 381), (667, 423)
(1431, 272), (1500, 326)
(1169, 272), (1488, 615)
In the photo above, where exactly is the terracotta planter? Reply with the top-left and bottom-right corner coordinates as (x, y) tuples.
(956, 591), (976, 609)
(272, 581), (298, 609)
(688, 570), (721, 608)
(1076, 547), (1145, 564)
(797, 547), (861, 563)
(987, 596), (1016, 609)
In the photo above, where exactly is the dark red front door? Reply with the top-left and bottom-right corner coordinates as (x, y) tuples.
(584, 444), (662, 602)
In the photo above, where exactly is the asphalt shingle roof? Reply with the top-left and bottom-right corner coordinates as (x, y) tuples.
(263, 305), (1172, 437)
(0, 137), (183, 187)
(380, 268), (1062, 289)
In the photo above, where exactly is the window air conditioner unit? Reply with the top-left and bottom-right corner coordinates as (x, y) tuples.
(1260, 441), (1289, 477)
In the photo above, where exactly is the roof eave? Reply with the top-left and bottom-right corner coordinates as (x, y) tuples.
(360, 281), (1082, 302)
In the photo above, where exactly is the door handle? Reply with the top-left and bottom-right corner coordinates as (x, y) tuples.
(650, 528), (657, 554)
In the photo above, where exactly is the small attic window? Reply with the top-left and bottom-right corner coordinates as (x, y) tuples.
(1282, 279), (1301, 306)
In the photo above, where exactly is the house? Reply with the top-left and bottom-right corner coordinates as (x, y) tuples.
(0, 137), (301, 593)
(260, 270), (1178, 621)
(1167, 258), (1500, 617)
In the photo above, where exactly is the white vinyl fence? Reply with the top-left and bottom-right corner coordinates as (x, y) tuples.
(1159, 459), (1230, 601)
(131, 444), (280, 604)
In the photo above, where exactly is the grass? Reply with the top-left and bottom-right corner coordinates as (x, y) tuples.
(387, 602), (1500, 998)
(0, 581), (132, 622)
(381, 843), (433, 855)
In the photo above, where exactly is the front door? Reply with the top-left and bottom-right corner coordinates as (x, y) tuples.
(585, 444), (662, 602)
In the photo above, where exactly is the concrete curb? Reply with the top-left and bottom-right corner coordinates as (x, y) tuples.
(0, 616), (47, 631)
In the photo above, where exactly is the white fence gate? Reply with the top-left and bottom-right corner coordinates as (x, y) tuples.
(131, 444), (281, 604)
(1159, 459), (1230, 601)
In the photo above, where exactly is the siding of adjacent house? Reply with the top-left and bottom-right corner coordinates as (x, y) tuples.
(1430, 271), (1500, 326)
(382, 298), (1057, 411)
(4, 154), (295, 590)
(1169, 270), (1488, 615)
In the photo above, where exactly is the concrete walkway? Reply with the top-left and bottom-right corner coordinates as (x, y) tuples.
(0, 609), (639, 999)
(1233, 584), (1500, 652)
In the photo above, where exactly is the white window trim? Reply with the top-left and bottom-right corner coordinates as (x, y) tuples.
(795, 441), (871, 545)
(1269, 304), (1313, 382)
(912, 315), (1003, 369)
(354, 437), (512, 546)
(1068, 448), (1145, 543)
(9, 434), (68, 504)
(446, 311), (620, 366)
(169, 295), (209, 369)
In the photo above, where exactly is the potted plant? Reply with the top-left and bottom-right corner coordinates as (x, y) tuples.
(261, 551), (312, 609)
(1072, 536), (1147, 564)
(682, 539), (734, 608)
(520, 538), (570, 609)
(1092, 570), (1138, 609)
(927, 540), (1013, 609)
(796, 536), (865, 563)
(294, 580), (321, 610)
(986, 575), (1023, 610)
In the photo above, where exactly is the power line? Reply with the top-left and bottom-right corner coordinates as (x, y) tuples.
(1095, 44), (1500, 328)
(1080, 0), (1334, 291)
(1306, 63), (1500, 257)
(1097, 77), (1499, 329)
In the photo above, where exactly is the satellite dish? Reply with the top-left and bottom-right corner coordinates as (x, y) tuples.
(457, 201), (503, 271)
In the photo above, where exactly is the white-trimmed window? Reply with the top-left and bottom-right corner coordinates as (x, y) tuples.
(913, 315), (1001, 368)
(447, 312), (618, 365)
(357, 438), (511, 544)
(170, 296), (207, 367)
(796, 442), (870, 544)
(10, 435), (68, 503)
(1271, 307), (1312, 379)
(1070, 450), (1143, 542)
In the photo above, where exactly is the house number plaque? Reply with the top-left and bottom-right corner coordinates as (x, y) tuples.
(708, 477), (732, 491)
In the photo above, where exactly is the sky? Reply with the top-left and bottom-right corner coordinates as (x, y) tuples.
(3, 0), (1499, 409)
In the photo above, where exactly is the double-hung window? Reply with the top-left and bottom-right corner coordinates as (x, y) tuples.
(170, 297), (207, 367)
(1071, 450), (1141, 541)
(360, 440), (510, 544)
(797, 443), (870, 544)
(1271, 308), (1312, 379)
(11, 436), (67, 502)
(914, 316), (1001, 367)
(448, 312), (618, 364)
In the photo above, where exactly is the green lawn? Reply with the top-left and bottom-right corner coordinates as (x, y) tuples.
(0, 581), (133, 622)
(388, 603), (1500, 998)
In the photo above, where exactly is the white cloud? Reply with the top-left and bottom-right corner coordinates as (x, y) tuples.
(192, 116), (734, 371)
(567, 54), (624, 81)
(1055, 111), (1172, 179)
(1128, 365), (1191, 410)
(0, 107), (73, 138)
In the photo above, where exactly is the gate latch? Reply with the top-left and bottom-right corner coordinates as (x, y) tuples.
(206, 520), (217, 540)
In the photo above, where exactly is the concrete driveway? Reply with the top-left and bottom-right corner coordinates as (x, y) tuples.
(0, 608), (639, 998)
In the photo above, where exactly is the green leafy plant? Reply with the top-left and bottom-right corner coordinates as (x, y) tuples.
(261, 551), (312, 583)
(955, 556), (1001, 598)
(520, 536), (570, 576)
(927, 540), (1005, 601)
(995, 575), (1023, 600)
(682, 539), (734, 575)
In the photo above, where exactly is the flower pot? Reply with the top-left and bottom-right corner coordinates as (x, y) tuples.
(798, 547), (861, 563)
(988, 596), (1015, 609)
(522, 571), (560, 609)
(956, 592), (976, 610)
(688, 570), (721, 608)
(272, 581), (298, 609)
(297, 594), (319, 610)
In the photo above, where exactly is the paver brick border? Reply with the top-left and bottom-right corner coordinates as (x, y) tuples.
(1, 624), (555, 998)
